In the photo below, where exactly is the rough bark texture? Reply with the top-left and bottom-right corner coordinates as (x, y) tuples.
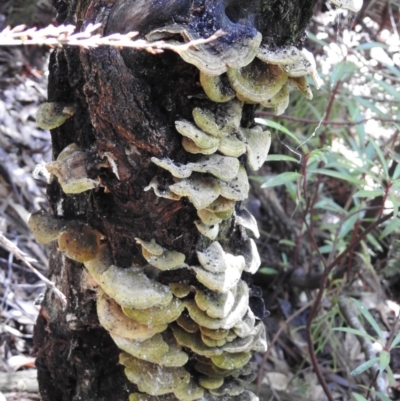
(33, 1), (317, 400)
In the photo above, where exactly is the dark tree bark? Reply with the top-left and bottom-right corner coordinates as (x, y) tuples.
(33, 1), (319, 400)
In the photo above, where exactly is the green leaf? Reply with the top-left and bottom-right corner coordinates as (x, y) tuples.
(353, 189), (384, 198)
(279, 239), (296, 247)
(351, 357), (380, 376)
(354, 42), (388, 51)
(351, 298), (383, 341)
(261, 172), (302, 188)
(307, 168), (363, 186)
(355, 96), (386, 117)
(333, 327), (378, 343)
(352, 393), (369, 401)
(379, 350), (390, 373)
(392, 164), (400, 180)
(369, 140), (389, 179)
(307, 32), (329, 47)
(373, 78), (400, 101)
(331, 61), (358, 84)
(375, 392), (392, 401)
(266, 154), (299, 163)
(255, 118), (302, 146)
(386, 364), (396, 386)
(390, 331), (400, 349)
(379, 218), (400, 240)
(259, 267), (278, 275)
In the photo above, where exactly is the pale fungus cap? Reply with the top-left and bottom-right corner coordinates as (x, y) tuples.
(122, 298), (185, 326)
(328, 0), (363, 12)
(36, 102), (76, 130)
(111, 333), (188, 367)
(241, 239), (262, 275)
(146, 25), (262, 77)
(240, 127), (271, 171)
(46, 145), (99, 194)
(169, 176), (221, 210)
(200, 72), (236, 103)
(209, 379), (245, 397)
(185, 281), (248, 330)
(120, 353), (191, 397)
(227, 61), (288, 104)
(144, 177), (182, 201)
(98, 266), (173, 309)
(210, 351), (251, 370)
(175, 120), (220, 150)
(96, 290), (167, 340)
(256, 45), (301, 65)
(197, 209), (223, 226)
(151, 154), (240, 181)
(192, 101), (242, 138)
(194, 221), (220, 240)
(190, 259), (244, 293)
(173, 379), (205, 401)
(28, 212), (67, 244)
(195, 287), (235, 320)
(282, 49), (323, 89)
(172, 324), (222, 357)
(288, 76), (313, 100)
(135, 238), (187, 271)
(233, 308), (256, 339)
(235, 208), (260, 239)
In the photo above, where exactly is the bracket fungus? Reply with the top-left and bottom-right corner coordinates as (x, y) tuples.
(45, 143), (99, 194)
(31, 0), (366, 399)
(36, 102), (76, 130)
(136, 238), (187, 270)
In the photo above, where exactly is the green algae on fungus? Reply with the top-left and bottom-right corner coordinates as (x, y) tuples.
(135, 238), (187, 271)
(120, 353), (190, 397)
(97, 290), (167, 340)
(98, 266), (173, 309)
(111, 333), (188, 367)
(28, 211), (67, 244)
(200, 71), (236, 103)
(36, 102), (76, 130)
(227, 61), (288, 104)
(57, 225), (103, 263)
(192, 101), (242, 138)
(122, 298), (185, 325)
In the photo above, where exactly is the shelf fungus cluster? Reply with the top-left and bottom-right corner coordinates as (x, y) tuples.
(33, 0), (364, 400)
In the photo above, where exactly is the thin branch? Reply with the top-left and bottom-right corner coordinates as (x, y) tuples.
(0, 231), (67, 306)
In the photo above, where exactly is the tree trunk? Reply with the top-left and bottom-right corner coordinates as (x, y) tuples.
(32, 1), (321, 400)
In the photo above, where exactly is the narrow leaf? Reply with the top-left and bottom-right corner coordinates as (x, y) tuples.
(379, 350), (390, 373)
(261, 172), (302, 188)
(255, 118), (302, 145)
(352, 298), (383, 341)
(266, 154), (299, 163)
(375, 392), (393, 401)
(352, 393), (369, 401)
(351, 357), (380, 376)
(333, 327), (378, 343)
(390, 331), (400, 349)
(259, 267), (278, 275)
(353, 189), (384, 198)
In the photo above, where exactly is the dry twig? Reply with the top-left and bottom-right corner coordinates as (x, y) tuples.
(0, 231), (66, 306)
